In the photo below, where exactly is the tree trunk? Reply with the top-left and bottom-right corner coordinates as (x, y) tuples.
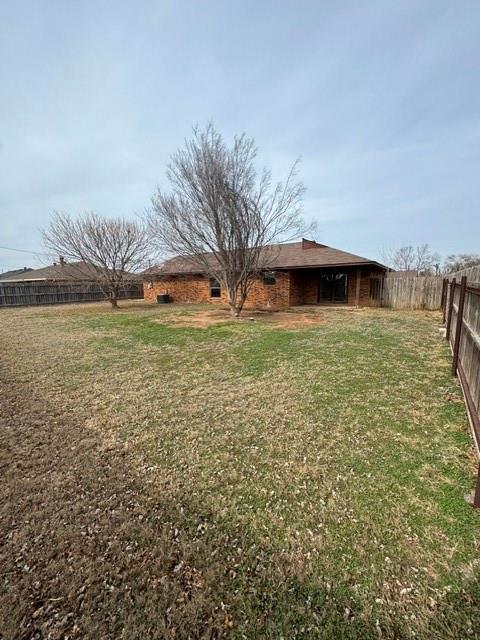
(228, 288), (248, 318)
(227, 286), (240, 318)
(235, 291), (248, 317)
(110, 296), (119, 309)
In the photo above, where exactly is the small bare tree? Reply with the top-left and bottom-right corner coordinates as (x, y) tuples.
(43, 212), (151, 308)
(382, 244), (440, 275)
(147, 124), (308, 317)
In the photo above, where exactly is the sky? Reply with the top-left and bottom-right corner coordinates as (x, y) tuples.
(1, 0), (479, 271)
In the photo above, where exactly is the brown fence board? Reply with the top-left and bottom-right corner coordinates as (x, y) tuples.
(444, 275), (480, 506)
(0, 281), (143, 307)
(449, 264), (480, 286)
(382, 274), (444, 309)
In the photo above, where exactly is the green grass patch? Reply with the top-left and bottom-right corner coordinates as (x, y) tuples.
(0, 302), (479, 639)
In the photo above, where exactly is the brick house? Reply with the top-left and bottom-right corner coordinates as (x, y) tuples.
(143, 239), (388, 309)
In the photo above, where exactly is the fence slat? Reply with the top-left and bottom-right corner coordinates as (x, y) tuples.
(382, 274), (444, 309)
(0, 281), (143, 307)
(441, 278), (447, 322)
(444, 273), (480, 507)
(452, 277), (467, 376)
(446, 278), (456, 339)
(449, 264), (480, 286)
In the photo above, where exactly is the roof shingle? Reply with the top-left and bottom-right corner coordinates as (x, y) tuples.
(0, 261), (140, 282)
(146, 240), (387, 276)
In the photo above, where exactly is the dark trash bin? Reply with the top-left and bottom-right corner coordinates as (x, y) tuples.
(157, 294), (171, 304)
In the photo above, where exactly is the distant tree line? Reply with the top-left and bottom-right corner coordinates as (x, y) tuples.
(443, 253), (480, 273)
(382, 245), (480, 276)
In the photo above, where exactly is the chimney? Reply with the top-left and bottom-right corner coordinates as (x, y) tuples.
(301, 238), (319, 250)
(59, 256), (66, 266)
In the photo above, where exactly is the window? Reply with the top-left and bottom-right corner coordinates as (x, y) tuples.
(263, 271), (276, 285)
(210, 278), (221, 298)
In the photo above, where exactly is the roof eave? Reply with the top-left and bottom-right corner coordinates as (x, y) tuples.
(273, 261), (387, 271)
(145, 261), (388, 278)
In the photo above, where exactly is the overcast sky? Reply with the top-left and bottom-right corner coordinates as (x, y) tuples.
(1, 0), (479, 271)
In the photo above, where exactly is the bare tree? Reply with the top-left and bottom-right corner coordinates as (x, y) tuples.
(382, 244), (441, 275)
(147, 124), (308, 317)
(43, 212), (151, 308)
(444, 253), (480, 273)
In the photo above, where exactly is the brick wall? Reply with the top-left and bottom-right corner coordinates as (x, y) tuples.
(143, 272), (291, 309)
(143, 267), (385, 308)
(289, 271), (304, 306)
(245, 271), (290, 309)
(144, 274), (225, 304)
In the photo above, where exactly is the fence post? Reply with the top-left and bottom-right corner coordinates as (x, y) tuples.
(441, 278), (447, 323)
(473, 465), (480, 509)
(445, 277), (456, 341)
(451, 276), (467, 377)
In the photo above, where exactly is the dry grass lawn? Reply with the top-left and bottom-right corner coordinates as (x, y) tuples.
(0, 301), (479, 639)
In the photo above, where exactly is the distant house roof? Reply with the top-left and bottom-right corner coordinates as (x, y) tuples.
(0, 267), (33, 281)
(145, 239), (388, 277)
(0, 260), (139, 282)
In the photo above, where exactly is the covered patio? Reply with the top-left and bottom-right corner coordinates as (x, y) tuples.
(288, 265), (385, 306)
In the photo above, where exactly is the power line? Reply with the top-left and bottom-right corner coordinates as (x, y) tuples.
(0, 244), (49, 256)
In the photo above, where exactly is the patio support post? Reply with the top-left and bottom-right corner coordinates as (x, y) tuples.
(355, 267), (361, 307)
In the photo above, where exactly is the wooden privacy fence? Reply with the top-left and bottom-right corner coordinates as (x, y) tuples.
(449, 264), (480, 286)
(443, 275), (480, 507)
(382, 274), (443, 309)
(0, 281), (143, 307)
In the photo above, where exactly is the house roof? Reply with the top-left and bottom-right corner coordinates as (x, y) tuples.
(145, 240), (388, 277)
(0, 261), (140, 282)
(0, 267), (33, 281)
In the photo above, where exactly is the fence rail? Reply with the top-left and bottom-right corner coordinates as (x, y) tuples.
(0, 281), (143, 307)
(443, 275), (480, 507)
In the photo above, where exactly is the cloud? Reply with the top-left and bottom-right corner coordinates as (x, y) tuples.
(0, 0), (479, 270)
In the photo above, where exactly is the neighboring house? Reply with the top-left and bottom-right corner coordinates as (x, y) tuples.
(0, 258), (140, 283)
(0, 259), (99, 282)
(0, 267), (33, 281)
(0, 258), (143, 308)
(143, 239), (389, 309)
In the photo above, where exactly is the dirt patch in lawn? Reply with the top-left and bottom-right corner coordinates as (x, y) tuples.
(161, 308), (325, 329)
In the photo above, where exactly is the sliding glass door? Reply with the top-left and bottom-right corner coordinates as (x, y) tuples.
(318, 272), (348, 303)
